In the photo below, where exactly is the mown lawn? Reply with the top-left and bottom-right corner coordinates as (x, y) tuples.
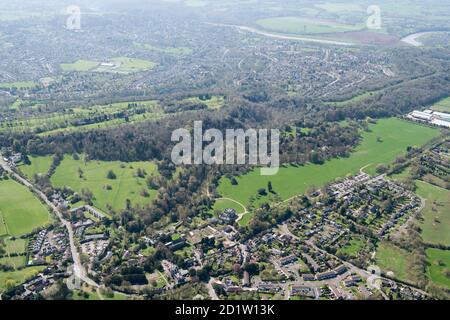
(415, 181), (450, 246)
(426, 248), (450, 289)
(0, 179), (50, 236)
(217, 118), (440, 208)
(51, 155), (159, 212)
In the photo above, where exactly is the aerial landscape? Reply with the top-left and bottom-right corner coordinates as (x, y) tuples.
(0, 0), (449, 305)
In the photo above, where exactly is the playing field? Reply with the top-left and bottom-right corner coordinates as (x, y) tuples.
(60, 60), (99, 72)
(416, 181), (450, 246)
(94, 57), (156, 74)
(217, 118), (440, 208)
(256, 16), (363, 35)
(51, 155), (160, 212)
(431, 97), (450, 113)
(426, 248), (450, 289)
(61, 57), (155, 74)
(0, 179), (50, 236)
(19, 155), (53, 179)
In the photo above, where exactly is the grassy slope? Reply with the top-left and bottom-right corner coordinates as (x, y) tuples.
(416, 181), (450, 246)
(217, 118), (440, 207)
(51, 155), (159, 212)
(0, 179), (50, 236)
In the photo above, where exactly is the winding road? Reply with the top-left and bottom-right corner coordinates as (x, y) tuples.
(0, 156), (98, 288)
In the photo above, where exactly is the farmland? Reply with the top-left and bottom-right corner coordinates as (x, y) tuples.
(415, 181), (450, 246)
(0, 179), (50, 236)
(51, 155), (160, 212)
(217, 118), (440, 208)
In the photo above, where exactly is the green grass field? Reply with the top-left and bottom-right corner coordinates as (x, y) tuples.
(431, 97), (450, 113)
(0, 256), (26, 269)
(426, 248), (450, 289)
(51, 155), (159, 212)
(94, 57), (156, 74)
(212, 198), (246, 215)
(375, 242), (414, 283)
(415, 181), (450, 246)
(0, 81), (38, 89)
(217, 118), (440, 208)
(256, 16), (363, 35)
(337, 238), (365, 257)
(19, 155), (53, 179)
(61, 57), (155, 74)
(60, 60), (99, 72)
(0, 266), (45, 293)
(315, 2), (363, 13)
(5, 238), (26, 254)
(0, 179), (50, 236)
(181, 95), (225, 110)
(2, 100), (163, 136)
(133, 42), (193, 55)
